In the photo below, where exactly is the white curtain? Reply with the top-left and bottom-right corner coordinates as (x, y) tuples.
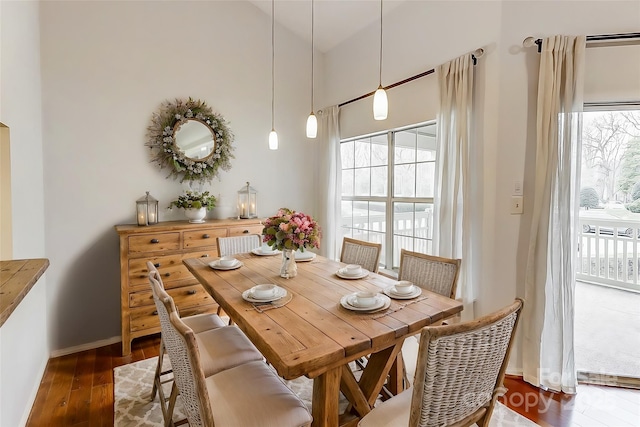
(523, 35), (585, 394)
(434, 53), (475, 320)
(315, 106), (341, 260)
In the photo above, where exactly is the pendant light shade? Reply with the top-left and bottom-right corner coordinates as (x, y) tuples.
(269, 129), (278, 150)
(306, 112), (317, 138)
(373, 0), (388, 120)
(306, 0), (317, 138)
(373, 86), (388, 120)
(269, 0), (278, 150)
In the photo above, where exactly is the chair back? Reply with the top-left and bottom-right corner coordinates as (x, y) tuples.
(148, 272), (213, 426)
(398, 249), (461, 299)
(217, 234), (261, 257)
(340, 237), (382, 273)
(410, 298), (524, 427)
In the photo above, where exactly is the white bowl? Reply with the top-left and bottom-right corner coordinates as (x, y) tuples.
(218, 256), (237, 267)
(345, 264), (362, 276)
(354, 291), (377, 307)
(252, 284), (277, 299)
(394, 281), (414, 295)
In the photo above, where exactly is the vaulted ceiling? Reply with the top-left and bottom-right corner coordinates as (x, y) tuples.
(247, 0), (406, 53)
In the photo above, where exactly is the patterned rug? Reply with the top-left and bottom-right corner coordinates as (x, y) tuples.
(114, 356), (540, 426)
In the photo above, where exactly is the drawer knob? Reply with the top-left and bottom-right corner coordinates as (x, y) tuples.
(151, 239), (159, 244)
(203, 234), (210, 239)
(165, 272), (171, 277)
(152, 310), (158, 316)
(201, 254), (210, 258)
(154, 263), (160, 268)
(187, 290), (197, 295)
(243, 230), (249, 234)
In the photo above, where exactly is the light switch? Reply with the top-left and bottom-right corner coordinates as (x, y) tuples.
(514, 181), (523, 196)
(511, 196), (523, 214)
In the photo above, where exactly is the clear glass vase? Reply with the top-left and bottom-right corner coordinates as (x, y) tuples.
(280, 249), (298, 278)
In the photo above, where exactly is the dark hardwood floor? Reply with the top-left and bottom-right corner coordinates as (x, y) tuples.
(26, 334), (640, 426)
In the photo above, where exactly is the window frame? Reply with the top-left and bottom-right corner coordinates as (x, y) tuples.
(340, 120), (437, 271)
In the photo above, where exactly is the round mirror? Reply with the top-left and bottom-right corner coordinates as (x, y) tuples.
(173, 119), (216, 161)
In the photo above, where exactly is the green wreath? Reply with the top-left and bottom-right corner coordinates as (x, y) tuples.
(146, 97), (235, 183)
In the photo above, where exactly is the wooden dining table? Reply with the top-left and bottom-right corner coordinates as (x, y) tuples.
(183, 252), (463, 427)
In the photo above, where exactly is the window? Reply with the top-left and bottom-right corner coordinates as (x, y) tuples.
(340, 122), (437, 271)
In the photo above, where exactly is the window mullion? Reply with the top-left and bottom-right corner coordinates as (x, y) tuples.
(385, 131), (394, 269)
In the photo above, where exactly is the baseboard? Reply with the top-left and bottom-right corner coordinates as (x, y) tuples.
(50, 335), (121, 358)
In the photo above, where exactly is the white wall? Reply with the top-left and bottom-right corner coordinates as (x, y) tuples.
(39, 0), (319, 352)
(322, 0), (640, 372)
(0, 0), (49, 425)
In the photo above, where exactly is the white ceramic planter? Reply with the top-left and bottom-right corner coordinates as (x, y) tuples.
(184, 207), (207, 223)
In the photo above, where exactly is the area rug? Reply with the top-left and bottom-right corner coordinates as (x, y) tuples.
(114, 357), (539, 427)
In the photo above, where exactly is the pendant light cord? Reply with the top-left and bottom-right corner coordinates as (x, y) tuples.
(271, 0), (275, 130)
(310, 0), (314, 112)
(378, 0), (383, 86)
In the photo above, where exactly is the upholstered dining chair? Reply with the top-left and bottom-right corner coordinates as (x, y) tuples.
(398, 249), (461, 299)
(146, 263), (226, 403)
(163, 299), (313, 427)
(358, 298), (524, 427)
(216, 234), (261, 257)
(148, 269), (264, 426)
(340, 237), (382, 273)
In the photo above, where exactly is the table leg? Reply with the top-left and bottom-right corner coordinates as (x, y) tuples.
(312, 366), (341, 427)
(386, 350), (405, 396)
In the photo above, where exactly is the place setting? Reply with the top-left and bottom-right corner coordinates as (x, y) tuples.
(251, 243), (282, 257)
(294, 250), (316, 262)
(335, 264), (369, 279)
(208, 256), (243, 271)
(382, 280), (422, 299)
(340, 290), (391, 313)
(242, 284), (292, 312)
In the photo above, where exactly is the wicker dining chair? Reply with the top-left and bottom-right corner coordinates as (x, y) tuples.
(398, 249), (461, 299)
(163, 301), (313, 427)
(340, 237), (382, 273)
(148, 270), (264, 426)
(216, 234), (261, 257)
(146, 263), (226, 404)
(358, 298), (524, 427)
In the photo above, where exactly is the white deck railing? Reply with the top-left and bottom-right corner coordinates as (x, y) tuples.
(578, 216), (640, 293)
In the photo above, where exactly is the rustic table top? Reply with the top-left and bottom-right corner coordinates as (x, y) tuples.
(184, 253), (463, 380)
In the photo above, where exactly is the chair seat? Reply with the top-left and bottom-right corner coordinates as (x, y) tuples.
(196, 325), (264, 377)
(205, 360), (312, 427)
(182, 312), (226, 333)
(357, 388), (412, 427)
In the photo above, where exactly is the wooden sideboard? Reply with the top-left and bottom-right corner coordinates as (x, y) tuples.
(115, 218), (264, 355)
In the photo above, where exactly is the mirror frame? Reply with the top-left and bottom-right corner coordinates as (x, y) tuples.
(146, 97), (235, 183)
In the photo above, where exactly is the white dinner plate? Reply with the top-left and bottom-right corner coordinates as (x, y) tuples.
(383, 285), (422, 300)
(208, 259), (243, 270)
(251, 248), (281, 256)
(340, 293), (390, 312)
(335, 268), (370, 280)
(242, 285), (287, 303)
(295, 251), (316, 262)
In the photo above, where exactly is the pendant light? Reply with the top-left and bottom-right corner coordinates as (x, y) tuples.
(373, 0), (388, 120)
(306, 0), (317, 138)
(269, 0), (279, 150)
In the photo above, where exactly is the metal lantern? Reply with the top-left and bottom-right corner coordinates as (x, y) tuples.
(237, 182), (257, 219)
(136, 191), (159, 226)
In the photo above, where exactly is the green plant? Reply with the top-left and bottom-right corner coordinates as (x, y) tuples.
(168, 191), (216, 211)
(580, 187), (600, 209)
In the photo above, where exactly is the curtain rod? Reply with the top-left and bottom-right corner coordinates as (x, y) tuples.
(338, 48), (484, 108)
(524, 32), (640, 53)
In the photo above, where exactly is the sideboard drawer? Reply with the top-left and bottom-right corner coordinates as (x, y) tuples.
(228, 224), (264, 237)
(129, 254), (191, 287)
(184, 228), (226, 249)
(129, 232), (180, 253)
(130, 283), (214, 309)
(130, 305), (161, 332)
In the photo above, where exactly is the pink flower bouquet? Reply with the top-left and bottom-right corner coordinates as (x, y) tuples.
(263, 208), (321, 252)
